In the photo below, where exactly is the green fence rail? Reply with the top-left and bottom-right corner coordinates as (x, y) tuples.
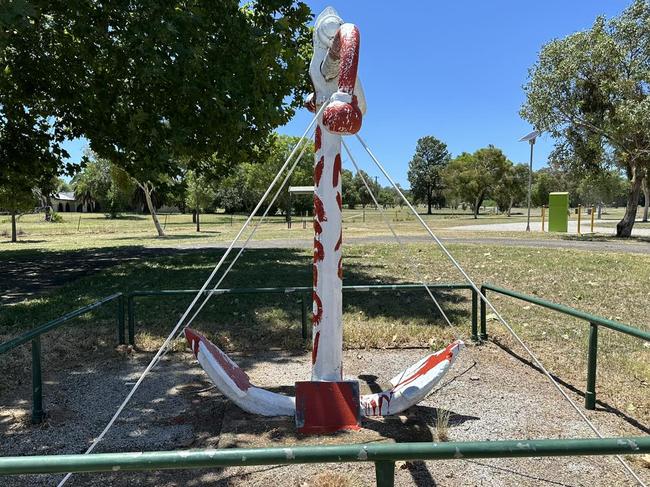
(480, 283), (650, 410)
(127, 283), (478, 346)
(0, 293), (125, 423)
(0, 437), (647, 486)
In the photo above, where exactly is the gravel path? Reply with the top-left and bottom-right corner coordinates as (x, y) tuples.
(450, 220), (650, 237)
(1, 343), (647, 486)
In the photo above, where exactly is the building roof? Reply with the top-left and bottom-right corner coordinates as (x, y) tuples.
(53, 192), (76, 201)
(288, 186), (315, 195)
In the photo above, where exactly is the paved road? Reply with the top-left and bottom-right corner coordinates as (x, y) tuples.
(1, 234), (648, 305)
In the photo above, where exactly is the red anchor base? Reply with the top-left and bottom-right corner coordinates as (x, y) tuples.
(295, 380), (361, 434)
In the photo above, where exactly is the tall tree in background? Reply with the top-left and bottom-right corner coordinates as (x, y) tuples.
(494, 163), (529, 216)
(521, 0), (649, 237)
(443, 146), (511, 218)
(4, 1), (312, 236)
(407, 136), (451, 214)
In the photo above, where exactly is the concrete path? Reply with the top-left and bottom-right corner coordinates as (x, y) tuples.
(451, 219), (650, 237)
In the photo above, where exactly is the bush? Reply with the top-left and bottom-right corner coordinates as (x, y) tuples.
(50, 212), (64, 223)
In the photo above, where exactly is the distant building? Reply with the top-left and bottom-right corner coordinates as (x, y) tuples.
(51, 192), (92, 213)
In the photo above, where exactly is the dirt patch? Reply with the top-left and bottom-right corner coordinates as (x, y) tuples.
(0, 343), (648, 486)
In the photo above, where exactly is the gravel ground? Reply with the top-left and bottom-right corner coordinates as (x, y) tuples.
(1, 343), (648, 486)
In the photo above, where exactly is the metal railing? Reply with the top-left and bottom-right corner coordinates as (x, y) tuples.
(0, 437), (647, 486)
(0, 293), (125, 423)
(127, 283), (478, 345)
(479, 283), (650, 410)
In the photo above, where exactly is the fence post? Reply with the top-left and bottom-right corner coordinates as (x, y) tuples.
(479, 286), (487, 340)
(31, 337), (45, 423)
(301, 293), (309, 340)
(585, 322), (598, 410)
(471, 288), (478, 342)
(374, 460), (395, 487)
(117, 294), (125, 345)
(128, 294), (135, 346)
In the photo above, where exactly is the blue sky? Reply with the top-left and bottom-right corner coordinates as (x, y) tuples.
(63, 1), (632, 187)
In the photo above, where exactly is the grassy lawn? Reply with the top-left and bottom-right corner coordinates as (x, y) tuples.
(1, 206), (644, 253)
(1, 238), (648, 423)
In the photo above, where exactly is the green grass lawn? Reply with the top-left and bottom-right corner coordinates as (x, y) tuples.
(1, 239), (648, 422)
(2, 206), (642, 253)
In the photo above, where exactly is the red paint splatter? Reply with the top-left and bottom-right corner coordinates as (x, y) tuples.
(335, 230), (342, 251)
(313, 219), (322, 235)
(329, 25), (360, 94)
(314, 194), (327, 222)
(312, 291), (323, 325)
(378, 393), (392, 415)
(333, 154), (341, 187)
(370, 398), (377, 415)
(314, 239), (324, 262)
(337, 256), (343, 280)
(311, 331), (320, 364)
(394, 343), (457, 391)
(313, 264), (318, 288)
(315, 126), (321, 152)
(184, 328), (251, 391)
(314, 156), (324, 187)
(336, 191), (342, 211)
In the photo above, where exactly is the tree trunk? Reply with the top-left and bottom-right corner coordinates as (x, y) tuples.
(139, 182), (165, 237)
(11, 210), (17, 242)
(192, 210), (197, 224)
(427, 190), (432, 215)
(642, 176), (649, 223)
(196, 207), (200, 232)
(616, 167), (643, 238)
(44, 195), (52, 222)
(507, 196), (514, 217)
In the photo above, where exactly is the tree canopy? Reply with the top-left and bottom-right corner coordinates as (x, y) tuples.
(407, 136), (451, 214)
(521, 0), (649, 236)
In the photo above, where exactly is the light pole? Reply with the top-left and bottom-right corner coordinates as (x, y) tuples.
(519, 130), (540, 232)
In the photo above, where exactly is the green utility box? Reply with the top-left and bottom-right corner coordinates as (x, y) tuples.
(548, 192), (569, 232)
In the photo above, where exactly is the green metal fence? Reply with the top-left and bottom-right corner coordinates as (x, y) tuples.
(127, 283), (478, 345)
(479, 283), (650, 410)
(0, 293), (125, 423)
(0, 437), (648, 486)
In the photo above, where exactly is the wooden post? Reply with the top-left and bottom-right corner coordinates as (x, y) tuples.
(541, 206), (546, 232)
(577, 205), (582, 235)
(590, 206), (595, 233)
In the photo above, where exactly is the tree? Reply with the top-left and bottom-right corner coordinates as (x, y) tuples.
(353, 170), (380, 208)
(5, 1), (312, 237)
(341, 169), (360, 209)
(407, 136), (451, 214)
(494, 163), (529, 216)
(185, 170), (216, 232)
(577, 170), (628, 207)
(443, 146), (511, 218)
(521, 0), (650, 237)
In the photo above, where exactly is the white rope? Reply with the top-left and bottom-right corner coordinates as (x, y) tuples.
(56, 106), (324, 487)
(354, 133), (646, 487)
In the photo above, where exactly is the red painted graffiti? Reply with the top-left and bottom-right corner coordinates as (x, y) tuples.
(337, 256), (343, 280)
(378, 393), (393, 415)
(184, 329), (251, 391)
(335, 230), (342, 251)
(333, 153), (341, 187)
(314, 156), (324, 187)
(312, 331), (321, 364)
(394, 343), (456, 391)
(315, 126), (321, 151)
(336, 191), (342, 211)
(313, 219), (322, 235)
(329, 24), (360, 94)
(314, 239), (324, 262)
(314, 194), (327, 222)
(312, 291), (323, 325)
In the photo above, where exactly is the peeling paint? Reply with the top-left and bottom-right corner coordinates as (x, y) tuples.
(283, 448), (295, 460)
(453, 447), (463, 459)
(357, 447), (368, 460)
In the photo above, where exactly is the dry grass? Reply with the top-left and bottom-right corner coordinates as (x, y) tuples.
(304, 471), (363, 487)
(435, 408), (451, 442)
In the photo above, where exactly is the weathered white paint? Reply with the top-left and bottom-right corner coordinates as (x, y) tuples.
(185, 328), (295, 416)
(360, 340), (465, 416)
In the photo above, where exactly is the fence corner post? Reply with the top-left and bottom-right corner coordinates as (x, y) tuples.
(374, 460), (395, 487)
(31, 337), (45, 424)
(128, 294), (135, 346)
(118, 294), (125, 345)
(479, 286), (488, 340)
(471, 288), (479, 342)
(585, 322), (598, 410)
